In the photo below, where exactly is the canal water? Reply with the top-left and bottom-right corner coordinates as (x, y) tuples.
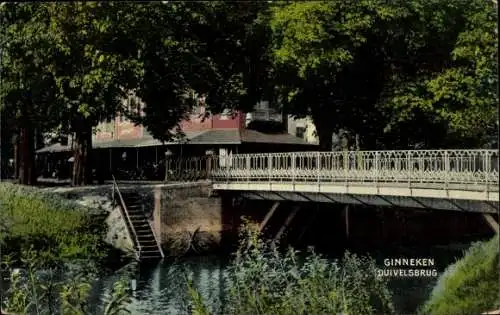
(87, 237), (486, 315)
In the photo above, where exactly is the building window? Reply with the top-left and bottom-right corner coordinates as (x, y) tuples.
(296, 127), (306, 139)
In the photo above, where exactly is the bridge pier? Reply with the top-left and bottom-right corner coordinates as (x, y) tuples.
(259, 201), (280, 232)
(482, 214), (499, 234)
(297, 205), (319, 242)
(344, 205), (350, 241)
(273, 205), (300, 243)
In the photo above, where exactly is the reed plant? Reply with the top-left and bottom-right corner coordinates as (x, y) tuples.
(188, 219), (395, 315)
(1, 249), (135, 315)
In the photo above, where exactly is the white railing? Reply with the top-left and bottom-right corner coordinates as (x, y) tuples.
(246, 109), (283, 122)
(209, 150), (499, 191)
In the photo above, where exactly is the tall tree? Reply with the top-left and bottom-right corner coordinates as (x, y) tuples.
(381, 0), (498, 148)
(128, 2), (271, 141)
(268, 0), (496, 150)
(45, 2), (141, 185)
(0, 3), (60, 185)
(269, 1), (399, 150)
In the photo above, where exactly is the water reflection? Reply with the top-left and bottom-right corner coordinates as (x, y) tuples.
(89, 256), (228, 315)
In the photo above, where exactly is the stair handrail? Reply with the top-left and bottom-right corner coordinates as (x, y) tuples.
(147, 218), (165, 259)
(111, 175), (142, 260)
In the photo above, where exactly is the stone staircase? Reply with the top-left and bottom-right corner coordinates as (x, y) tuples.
(111, 177), (164, 262)
(120, 192), (163, 261)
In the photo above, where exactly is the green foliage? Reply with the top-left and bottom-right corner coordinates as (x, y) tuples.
(1, 252), (135, 315)
(268, 0), (401, 149)
(188, 220), (395, 315)
(382, 0), (498, 148)
(129, 2), (270, 142)
(102, 278), (132, 315)
(269, 0), (498, 149)
(187, 278), (211, 315)
(0, 183), (108, 266)
(1, 3), (144, 185)
(0, 3), (60, 130)
(420, 235), (500, 315)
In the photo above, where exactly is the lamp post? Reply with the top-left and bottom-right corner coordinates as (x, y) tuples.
(164, 149), (173, 182)
(205, 149), (214, 180)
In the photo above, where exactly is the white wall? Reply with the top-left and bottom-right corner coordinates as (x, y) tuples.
(287, 116), (319, 144)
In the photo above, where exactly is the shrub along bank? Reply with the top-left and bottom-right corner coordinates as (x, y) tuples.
(0, 183), (113, 267)
(420, 234), (500, 315)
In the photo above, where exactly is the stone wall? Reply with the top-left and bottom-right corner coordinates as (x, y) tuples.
(152, 182), (229, 256)
(44, 182), (234, 256)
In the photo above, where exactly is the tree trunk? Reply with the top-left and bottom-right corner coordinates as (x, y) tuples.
(72, 122), (93, 186)
(312, 113), (335, 151)
(13, 138), (19, 179)
(17, 125), (37, 185)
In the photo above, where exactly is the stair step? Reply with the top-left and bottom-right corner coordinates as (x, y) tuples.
(141, 245), (160, 250)
(132, 219), (149, 224)
(138, 237), (158, 246)
(127, 207), (143, 212)
(129, 215), (146, 220)
(136, 232), (153, 238)
(139, 242), (157, 247)
(127, 206), (144, 211)
(140, 253), (161, 260)
(135, 230), (152, 236)
(131, 222), (148, 228)
(134, 224), (151, 229)
(127, 204), (143, 208)
(141, 251), (160, 256)
(124, 196), (142, 201)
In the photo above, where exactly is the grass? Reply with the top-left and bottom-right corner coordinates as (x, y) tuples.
(187, 220), (395, 315)
(0, 182), (134, 314)
(0, 182), (110, 267)
(419, 234), (500, 315)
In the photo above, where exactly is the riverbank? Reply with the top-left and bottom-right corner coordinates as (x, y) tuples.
(0, 183), (127, 269)
(420, 234), (499, 315)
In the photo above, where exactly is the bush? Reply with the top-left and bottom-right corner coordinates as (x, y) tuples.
(1, 248), (136, 315)
(188, 220), (395, 315)
(0, 183), (109, 266)
(420, 234), (500, 315)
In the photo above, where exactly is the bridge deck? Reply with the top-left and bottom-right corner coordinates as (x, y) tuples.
(207, 150), (499, 205)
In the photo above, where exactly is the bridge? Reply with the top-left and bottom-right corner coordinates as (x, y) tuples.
(204, 149), (499, 214)
(108, 149), (500, 261)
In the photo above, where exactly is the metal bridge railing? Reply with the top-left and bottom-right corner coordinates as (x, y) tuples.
(164, 156), (212, 182)
(209, 150), (499, 191)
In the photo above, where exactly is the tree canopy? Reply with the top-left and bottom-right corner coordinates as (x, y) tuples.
(1, 4), (61, 184)
(0, 0), (497, 185)
(268, 0), (498, 149)
(381, 0), (498, 148)
(128, 2), (271, 141)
